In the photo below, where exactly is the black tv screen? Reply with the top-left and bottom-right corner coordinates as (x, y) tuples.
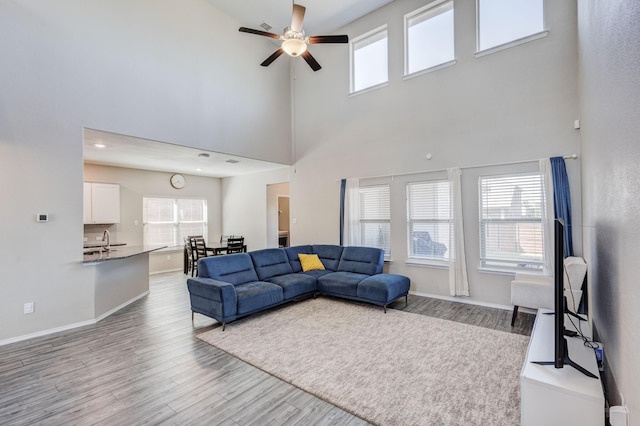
(554, 218), (565, 368)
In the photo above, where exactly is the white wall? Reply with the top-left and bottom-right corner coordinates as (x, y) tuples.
(578, 0), (640, 416)
(288, 0), (581, 306)
(222, 168), (291, 251)
(0, 0), (290, 342)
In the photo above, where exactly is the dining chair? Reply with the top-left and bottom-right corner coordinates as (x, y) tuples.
(225, 236), (246, 254)
(189, 236), (213, 276)
(184, 235), (203, 276)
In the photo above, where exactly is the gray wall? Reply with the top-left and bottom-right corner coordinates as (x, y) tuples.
(0, 0), (290, 342)
(222, 168), (291, 252)
(288, 0), (581, 306)
(578, 0), (640, 416)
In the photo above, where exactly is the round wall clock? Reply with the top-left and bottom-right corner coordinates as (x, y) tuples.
(170, 173), (186, 189)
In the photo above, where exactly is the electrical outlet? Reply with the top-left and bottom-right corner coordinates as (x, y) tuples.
(24, 302), (34, 314)
(166, 255), (171, 261)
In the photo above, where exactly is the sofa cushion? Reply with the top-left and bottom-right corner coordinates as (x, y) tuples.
(299, 254), (325, 272)
(318, 271), (369, 297)
(357, 274), (410, 304)
(312, 245), (344, 271)
(338, 246), (384, 275)
(197, 253), (259, 285)
(302, 269), (334, 279)
(250, 248), (294, 281)
(267, 273), (317, 299)
(235, 282), (283, 315)
(284, 245), (314, 272)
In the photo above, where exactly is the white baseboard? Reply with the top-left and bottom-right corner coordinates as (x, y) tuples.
(149, 268), (182, 275)
(409, 290), (535, 314)
(95, 291), (149, 323)
(0, 291), (150, 347)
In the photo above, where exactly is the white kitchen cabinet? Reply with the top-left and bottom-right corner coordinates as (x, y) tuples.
(84, 182), (120, 224)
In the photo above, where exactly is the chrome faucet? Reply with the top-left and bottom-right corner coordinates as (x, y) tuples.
(102, 229), (111, 252)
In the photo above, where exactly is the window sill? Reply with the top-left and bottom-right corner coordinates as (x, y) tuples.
(477, 266), (535, 276)
(405, 259), (448, 269)
(348, 81), (389, 97)
(403, 59), (457, 81)
(474, 30), (549, 59)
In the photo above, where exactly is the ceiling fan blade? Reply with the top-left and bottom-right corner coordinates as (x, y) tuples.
(301, 50), (321, 72)
(308, 35), (349, 44)
(239, 27), (282, 40)
(291, 4), (306, 32)
(261, 48), (285, 67)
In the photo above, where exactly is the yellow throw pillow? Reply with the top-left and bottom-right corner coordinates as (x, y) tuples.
(298, 253), (325, 272)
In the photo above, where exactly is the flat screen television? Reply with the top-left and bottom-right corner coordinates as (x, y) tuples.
(532, 219), (597, 378)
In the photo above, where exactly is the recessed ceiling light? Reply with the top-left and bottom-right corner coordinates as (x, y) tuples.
(94, 143), (106, 148)
(195, 168), (202, 171)
(225, 159), (240, 164)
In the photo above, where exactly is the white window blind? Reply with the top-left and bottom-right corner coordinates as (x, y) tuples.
(351, 26), (388, 93)
(405, 0), (455, 75)
(407, 180), (452, 261)
(477, 0), (544, 51)
(143, 197), (207, 248)
(359, 185), (390, 258)
(479, 173), (545, 270)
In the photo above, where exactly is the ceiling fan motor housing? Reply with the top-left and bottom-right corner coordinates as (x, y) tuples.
(282, 27), (307, 56)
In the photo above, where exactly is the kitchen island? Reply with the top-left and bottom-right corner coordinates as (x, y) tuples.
(83, 245), (167, 320)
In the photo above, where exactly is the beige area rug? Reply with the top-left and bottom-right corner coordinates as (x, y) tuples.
(197, 298), (530, 426)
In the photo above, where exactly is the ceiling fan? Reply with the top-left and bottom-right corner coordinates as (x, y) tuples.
(239, 4), (349, 72)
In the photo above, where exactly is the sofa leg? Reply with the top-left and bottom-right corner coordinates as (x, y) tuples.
(383, 305), (387, 314)
(511, 306), (519, 327)
(222, 322), (226, 331)
(405, 294), (408, 307)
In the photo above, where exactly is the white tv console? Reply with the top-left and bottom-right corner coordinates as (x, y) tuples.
(520, 310), (605, 426)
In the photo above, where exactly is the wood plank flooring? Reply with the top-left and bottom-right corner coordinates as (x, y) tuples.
(0, 272), (534, 425)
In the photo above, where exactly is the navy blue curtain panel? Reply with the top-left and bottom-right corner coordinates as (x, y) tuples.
(550, 157), (574, 257)
(339, 179), (346, 246)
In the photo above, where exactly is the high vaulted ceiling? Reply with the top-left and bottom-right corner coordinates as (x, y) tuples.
(84, 1), (395, 178)
(206, 0), (394, 35)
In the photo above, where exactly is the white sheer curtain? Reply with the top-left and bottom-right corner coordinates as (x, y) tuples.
(344, 178), (361, 246)
(448, 167), (469, 296)
(539, 159), (555, 275)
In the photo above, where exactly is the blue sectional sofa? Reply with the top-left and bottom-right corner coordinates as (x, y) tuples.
(187, 245), (410, 330)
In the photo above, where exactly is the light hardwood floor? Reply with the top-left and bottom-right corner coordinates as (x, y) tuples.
(0, 272), (534, 425)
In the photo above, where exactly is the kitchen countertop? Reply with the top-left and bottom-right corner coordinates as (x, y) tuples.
(82, 245), (167, 264)
(84, 241), (127, 249)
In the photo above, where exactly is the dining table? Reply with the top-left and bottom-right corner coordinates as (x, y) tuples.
(182, 241), (246, 274)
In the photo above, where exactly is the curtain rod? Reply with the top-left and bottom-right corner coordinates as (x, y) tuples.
(337, 154), (578, 182)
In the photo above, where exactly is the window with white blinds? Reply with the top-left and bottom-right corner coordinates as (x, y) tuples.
(407, 180), (452, 261)
(359, 185), (391, 258)
(479, 173), (545, 271)
(143, 197), (207, 248)
(405, 0), (455, 76)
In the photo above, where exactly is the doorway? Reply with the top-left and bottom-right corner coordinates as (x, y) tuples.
(277, 196), (290, 247)
(266, 182), (290, 248)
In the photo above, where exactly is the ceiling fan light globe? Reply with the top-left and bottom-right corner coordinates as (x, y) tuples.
(282, 38), (307, 57)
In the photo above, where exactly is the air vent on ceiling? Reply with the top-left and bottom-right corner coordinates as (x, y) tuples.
(259, 22), (273, 32)
(225, 159), (240, 164)
(198, 153), (210, 158)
